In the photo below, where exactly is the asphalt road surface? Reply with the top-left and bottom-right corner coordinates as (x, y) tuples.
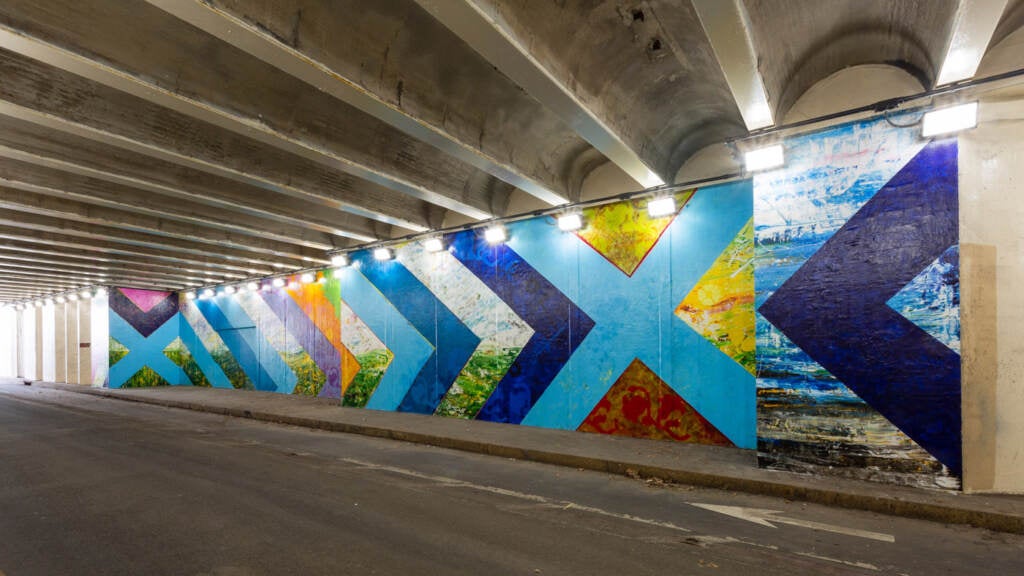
(1, 383), (1021, 575)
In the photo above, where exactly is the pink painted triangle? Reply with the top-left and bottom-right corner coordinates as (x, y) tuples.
(119, 287), (172, 313)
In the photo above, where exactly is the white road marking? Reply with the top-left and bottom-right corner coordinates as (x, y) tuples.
(339, 457), (691, 533)
(691, 504), (895, 543)
(795, 552), (880, 571)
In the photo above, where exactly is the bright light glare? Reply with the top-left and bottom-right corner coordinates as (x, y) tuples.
(647, 197), (676, 218)
(272, 278), (286, 288)
(922, 102), (978, 137)
(247, 282), (259, 292)
(744, 145), (785, 172)
(423, 238), (445, 252)
(373, 247), (393, 261)
(80, 290), (92, 299)
(56, 296), (66, 304)
(641, 169), (665, 188)
(300, 272), (315, 284)
(330, 254), (349, 267)
(201, 288), (215, 299)
(557, 213), (583, 232)
(94, 288), (107, 297)
(223, 285), (236, 295)
(185, 291), (197, 300)
(68, 294), (78, 302)
(484, 226), (506, 244)
(34, 301), (42, 307)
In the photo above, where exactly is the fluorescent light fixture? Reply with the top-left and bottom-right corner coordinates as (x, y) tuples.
(373, 247), (393, 261)
(557, 213), (583, 232)
(261, 283), (272, 292)
(95, 288), (107, 297)
(272, 263), (289, 269)
(223, 285), (236, 295)
(247, 282), (259, 292)
(201, 288), (215, 299)
(647, 196), (676, 218)
(922, 102), (978, 137)
(80, 290), (92, 299)
(184, 291), (196, 300)
(34, 300), (43, 307)
(423, 237), (445, 252)
(56, 296), (66, 304)
(272, 278), (286, 288)
(484, 226), (507, 244)
(330, 254), (349, 267)
(300, 272), (315, 284)
(288, 280), (300, 290)
(68, 294), (78, 302)
(744, 144), (785, 172)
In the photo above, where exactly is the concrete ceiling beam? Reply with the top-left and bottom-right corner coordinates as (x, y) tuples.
(0, 186), (332, 264)
(0, 9), (489, 223)
(414, 0), (665, 188)
(0, 269), (194, 290)
(0, 226), (276, 277)
(0, 210), (310, 271)
(936, 0), (1010, 85)
(0, 122), (383, 243)
(0, 252), (226, 286)
(0, 48), (432, 234)
(0, 240), (250, 280)
(691, 0), (774, 131)
(145, 0), (576, 207)
(0, 158), (349, 251)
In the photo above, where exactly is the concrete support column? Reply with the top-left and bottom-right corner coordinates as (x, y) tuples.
(54, 302), (67, 383)
(66, 301), (79, 384)
(79, 298), (92, 386)
(34, 305), (42, 380)
(16, 309), (23, 378)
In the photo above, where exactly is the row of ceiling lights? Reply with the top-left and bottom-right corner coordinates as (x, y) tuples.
(2, 103), (977, 311)
(6, 287), (108, 311)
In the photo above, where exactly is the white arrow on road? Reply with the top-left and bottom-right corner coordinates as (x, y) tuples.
(691, 504), (895, 543)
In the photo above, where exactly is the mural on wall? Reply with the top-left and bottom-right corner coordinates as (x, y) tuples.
(754, 114), (962, 488)
(103, 180), (757, 451)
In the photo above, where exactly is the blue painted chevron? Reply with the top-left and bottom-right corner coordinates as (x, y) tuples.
(758, 139), (961, 474)
(353, 254), (480, 414)
(450, 231), (595, 424)
(193, 297), (281, 392)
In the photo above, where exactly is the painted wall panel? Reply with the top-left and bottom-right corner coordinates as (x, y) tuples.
(754, 114), (961, 489)
(0, 307), (15, 377)
(78, 300), (91, 386)
(66, 302), (79, 384)
(89, 112), (966, 489)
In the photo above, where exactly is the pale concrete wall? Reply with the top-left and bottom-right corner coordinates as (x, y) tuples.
(34, 306), (42, 380)
(54, 303), (67, 383)
(66, 301), (79, 384)
(0, 307), (15, 377)
(41, 303), (55, 382)
(90, 293), (108, 387)
(78, 298), (91, 385)
(959, 88), (1024, 493)
(22, 308), (36, 380)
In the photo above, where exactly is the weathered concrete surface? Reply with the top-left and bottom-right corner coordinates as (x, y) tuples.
(26, 380), (1024, 536)
(2, 380), (1024, 575)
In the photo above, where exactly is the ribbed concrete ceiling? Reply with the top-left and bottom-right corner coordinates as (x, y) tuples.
(0, 0), (1020, 302)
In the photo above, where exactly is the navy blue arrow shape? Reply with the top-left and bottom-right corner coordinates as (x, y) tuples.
(759, 139), (962, 475)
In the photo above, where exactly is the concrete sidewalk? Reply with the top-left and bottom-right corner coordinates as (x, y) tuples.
(28, 380), (1024, 534)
